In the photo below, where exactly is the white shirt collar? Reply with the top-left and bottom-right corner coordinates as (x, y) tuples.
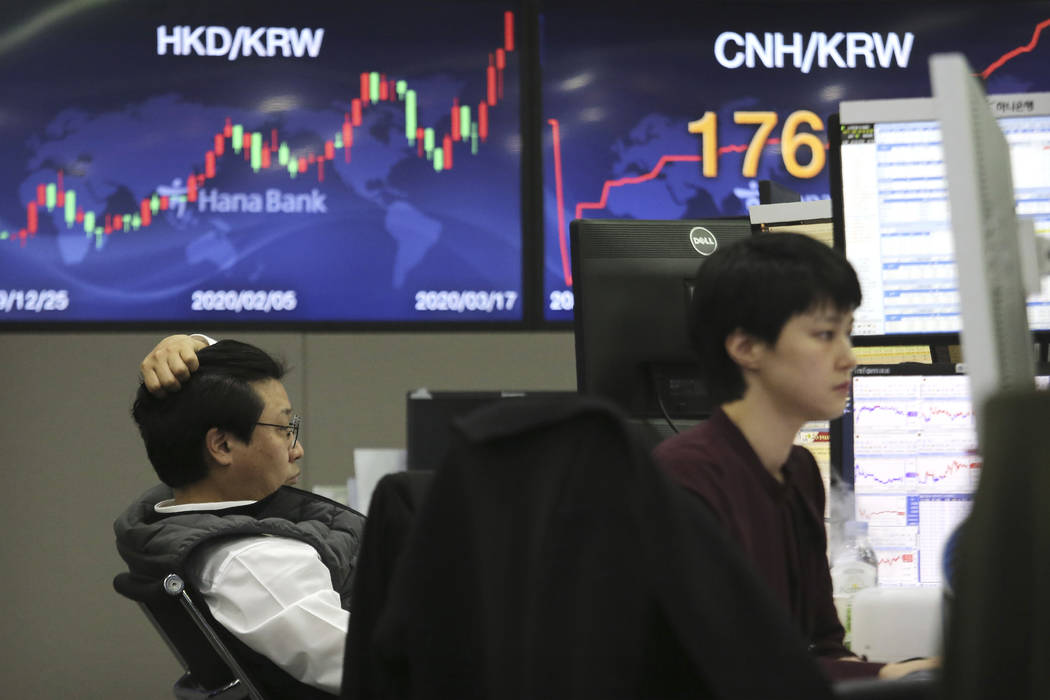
(155, 498), (257, 513)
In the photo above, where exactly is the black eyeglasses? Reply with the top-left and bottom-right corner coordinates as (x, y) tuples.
(255, 414), (302, 449)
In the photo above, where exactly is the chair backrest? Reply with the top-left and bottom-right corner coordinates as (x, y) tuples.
(113, 571), (263, 700)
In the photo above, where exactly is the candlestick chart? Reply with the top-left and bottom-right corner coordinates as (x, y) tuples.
(0, 3), (522, 322)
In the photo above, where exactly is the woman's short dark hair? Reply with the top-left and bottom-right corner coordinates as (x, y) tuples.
(131, 340), (286, 488)
(689, 232), (861, 404)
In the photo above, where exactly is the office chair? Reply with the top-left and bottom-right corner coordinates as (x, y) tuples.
(112, 570), (262, 700)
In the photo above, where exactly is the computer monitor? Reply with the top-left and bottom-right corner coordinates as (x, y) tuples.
(939, 388), (1050, 700)
(931, 52), (1040, 427)
(829, 91), (1050, 345)
(759, 181), (802, 205)
(406, 389), (576, 471)
(570, 217), (753, 420)
(834, 362), (1049, 586)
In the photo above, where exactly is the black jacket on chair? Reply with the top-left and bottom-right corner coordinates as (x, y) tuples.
(343, 469), (435, 698)
(345, 396), (835, 700)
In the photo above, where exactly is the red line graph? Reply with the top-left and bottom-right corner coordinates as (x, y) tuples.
(573, 145), (759, 222)
(547, 119), (572, 286)
(980, 18), (1050, 79)
(548, 17), (1050, 288)
(924, 406), (974, 424)
(917, 459), (980, 485)
(879, 553), (915, 566)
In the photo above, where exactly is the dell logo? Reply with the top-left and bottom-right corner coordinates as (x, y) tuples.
(689, 227), (718, 256)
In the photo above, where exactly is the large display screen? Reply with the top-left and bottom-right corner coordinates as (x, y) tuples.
(540, 1), (1050, 322)
(0, 1), (523, 324)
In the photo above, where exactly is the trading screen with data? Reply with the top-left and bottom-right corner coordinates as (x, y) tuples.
(838, 94), (1050, 338)
(841, 367), (1048, 586)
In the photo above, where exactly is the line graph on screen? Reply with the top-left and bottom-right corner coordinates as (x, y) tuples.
(546, 17), (1050, 289)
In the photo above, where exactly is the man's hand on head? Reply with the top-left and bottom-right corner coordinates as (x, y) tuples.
(140, 334), (209, 397)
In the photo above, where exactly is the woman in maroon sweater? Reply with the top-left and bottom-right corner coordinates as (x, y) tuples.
(653, 233), (937, 682)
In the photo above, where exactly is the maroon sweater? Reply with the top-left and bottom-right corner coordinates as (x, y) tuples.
(653, 409), (883, 681)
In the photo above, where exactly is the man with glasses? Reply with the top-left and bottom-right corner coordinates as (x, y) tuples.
(114, 337), (364, 698)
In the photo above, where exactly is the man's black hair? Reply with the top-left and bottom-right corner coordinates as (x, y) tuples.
(131, 340), (286, 488)
(689, 232), (861, 404)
